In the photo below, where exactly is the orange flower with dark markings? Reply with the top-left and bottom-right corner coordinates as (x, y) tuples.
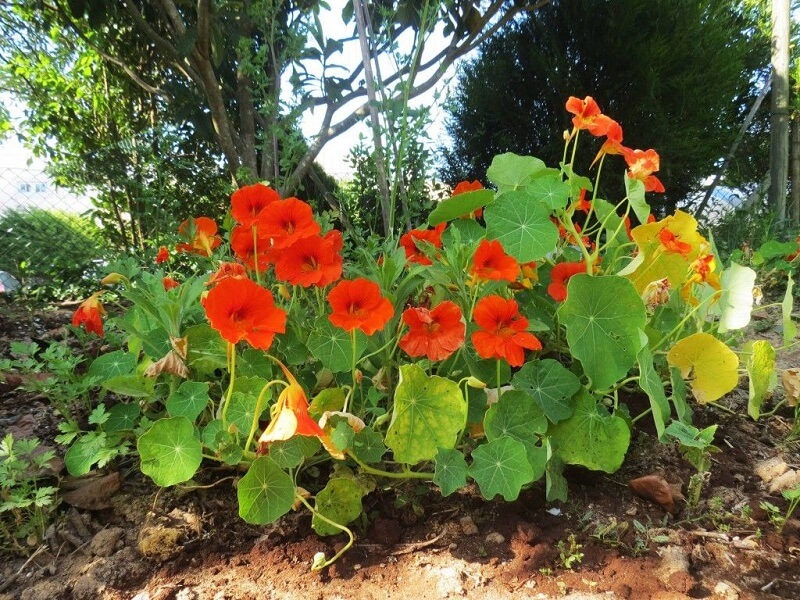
(72, 292), (106, 336)
(155, 246), (170, 264)
(231, 183), (280, 227)
(566, 96), (614, 137)
(471, 295), (541, 367)
(162, 277), (180, 291)
(399, 223), (446, 266)
(258, 359), (343, 460)
(256, 197), (320, 250)
(623, 148), (665, 193)
(658, 228), (692, 256)
(547, 261), (588, 302)
(207, 262), (248, 287)
(327, 278), (394, 335)
(275, 230), (343, 287)
(470, 239), (519, 282)
(176, 217), (222, 257)
(230, 224), (274, 271)
(399, 301), (465, 361)
(203, 277), (286, 350)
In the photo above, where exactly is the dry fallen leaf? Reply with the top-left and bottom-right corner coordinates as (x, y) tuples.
(781, 368), (800, 406)
(61, 471), (121, 510)
(629, 474), (684, 514)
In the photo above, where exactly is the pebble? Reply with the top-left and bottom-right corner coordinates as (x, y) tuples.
(174, 588), (198, 600)
(712, 581), (741, 600)
(484, 532), (505, 544)
(459, 515), (479, 535)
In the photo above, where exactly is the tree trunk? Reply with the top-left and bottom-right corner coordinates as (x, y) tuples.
(768, 0), (790, 225)
(791, 114), (800, 227)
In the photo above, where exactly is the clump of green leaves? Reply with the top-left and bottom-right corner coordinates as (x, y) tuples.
(0, 434), (59, 554)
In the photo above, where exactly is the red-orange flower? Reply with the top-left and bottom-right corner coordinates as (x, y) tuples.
(162, 277), (180, 291)
(155, 246), (170, 264)
(275, 230), (343, 287)
(176, 217), (222, 257)
(327, 278), (394, 335)
(207, 262), (248, 287)
(623, 148), (665, 193)
(203, 277), (286, 350)
(565, 96), (614, 137)
(255, 197), (320, 250)
(471, 295), (541, 367)
(230, 224), (274, 271)
(231, 183), (280, 227)
(547, 261), (588, 302)
(573, 188), (592, 213)
(258, 360), (343, 460)
(72, 292), (106, 336)
(453, 180), (485, 218)
(399, 223), (447, 266)
(399, 301), (465, 361)
(470, 239), (519, 282)
(658, 227), (692, 256)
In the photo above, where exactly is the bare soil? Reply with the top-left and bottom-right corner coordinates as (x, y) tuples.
(1, 302), (799, 600)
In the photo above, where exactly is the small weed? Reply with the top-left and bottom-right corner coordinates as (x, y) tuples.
(557, 533), (584, 570)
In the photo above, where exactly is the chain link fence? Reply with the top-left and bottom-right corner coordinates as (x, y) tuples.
(0, 166), (102, 292)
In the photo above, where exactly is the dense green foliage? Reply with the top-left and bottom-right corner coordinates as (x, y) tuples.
(441, 0), (768, 213)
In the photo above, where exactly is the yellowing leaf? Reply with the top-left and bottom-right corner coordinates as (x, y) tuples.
(666, 333), (739, 404)
(624, 211), (706, 294)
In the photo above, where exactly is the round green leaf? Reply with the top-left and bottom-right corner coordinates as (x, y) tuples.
(512, 359), (581, 423)
(351, 427), (386, 463)
(428, 189), (495, 225)
(747, 340), (777, 420)
(138, 417), (202, 487)
(64, 434), (103, 476)
(385, 364), (467, 465)
(237, 456), (295, 525)
(88, 350), (136, 381)
(227, 376), (269, 435)
(526, 172), (571, 210)
(312, 478), (363, 536)
(486, 153), (547, 191)
(102, 403), (140, 433)
(307, 317), (366, 373)
(557, 274), (647, 390)
(185, 323), (228, 376)
(484, 190), (559, 262)
(167, 381), (210, 421)
(468, 436), (534, 501)
(434, 448), (468, 497)
(484, 390), (548, 443)
(548, 391), (630, 474)
(268, 436), (319, 469)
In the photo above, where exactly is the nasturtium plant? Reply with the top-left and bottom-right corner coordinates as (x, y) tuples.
(63, 94), (773, 570)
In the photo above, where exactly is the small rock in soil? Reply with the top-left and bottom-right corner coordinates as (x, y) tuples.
(89, 547), (150, 588)
(484, 531), (505, 544)
(768, 468), (800, 493)
(90, 527), (125, 557)
(459, 515), (478, 535)
(71, 575), (104, 600)
(174, 588), (199, 600)
(712, 580), (741, 600)
(19, 580), (68, 600)
(754, 456), (788, 482)
(430, 566), (464, 598)
(656, 545), (691, 587)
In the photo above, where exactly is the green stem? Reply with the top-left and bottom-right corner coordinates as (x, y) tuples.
(650, 294), (717, 352)
(295, 493), (355, 571)
(496, 359), (502, 400)
(252, 225), (261, 285)
(631, 407), (652, 424)
(347, 451), (434, 480)
(245, 380), (288, 453)
(220, 342), (237, 429)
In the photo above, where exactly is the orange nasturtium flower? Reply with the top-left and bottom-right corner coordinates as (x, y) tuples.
(231, 183), (280, 227)
(255, 197), (321, 250)
(658, 227), (693, 257)
(230, 224), (274, 271)
(327, 277), (394, 335)
(258, 360), (343, 460)
(398, 223), (447, 266)
(471, 295), (542, 367)
(72, 292), (106, 336)
(155, 246), (170, 264)
(453, 180), (485, 218)
(203, 277), (286, 350)
(275, 230), (343, 288)
(176, 217), (222, 257)
(622, 148), (665, 193)
(565, 96), (614, 137)
(207, 262), (248, 287)
(399, 301), (465, 361)
(573, 188), (593, 213)
(162, 277), (180, 291)
(547, 261), (588, 302)
(469, 239), (519, 283)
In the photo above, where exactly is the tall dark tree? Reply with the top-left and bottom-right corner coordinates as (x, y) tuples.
(441, 0), (768, 212)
